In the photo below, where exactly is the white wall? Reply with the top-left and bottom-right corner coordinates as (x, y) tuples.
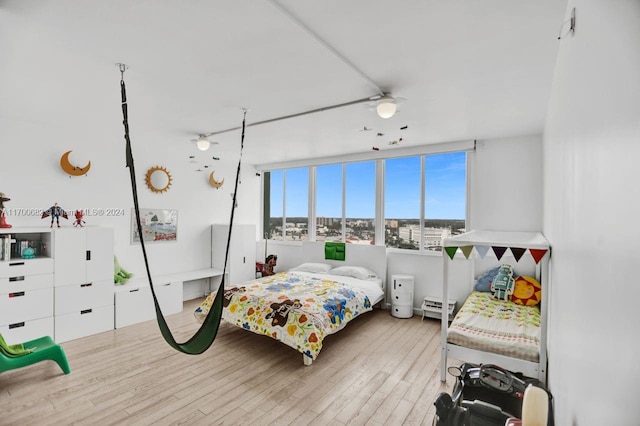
(543, 1), (640, 424)
(0, 119), (261, 279)
(470, 134), (543, 232)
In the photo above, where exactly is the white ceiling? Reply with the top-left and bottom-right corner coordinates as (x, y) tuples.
(1, 0), (568, 166)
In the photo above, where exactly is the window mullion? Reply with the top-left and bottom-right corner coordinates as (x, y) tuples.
(341, 163), (346, 242)
(420, 155), (426, 252)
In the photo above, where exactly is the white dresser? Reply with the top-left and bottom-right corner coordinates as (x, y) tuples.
(0, 229), (54, 344)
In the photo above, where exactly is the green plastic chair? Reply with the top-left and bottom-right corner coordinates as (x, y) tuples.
(0, 335), (70, 375)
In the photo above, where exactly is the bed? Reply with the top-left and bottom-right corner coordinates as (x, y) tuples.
(440, 231), (550, 384)
(195, 241), (386, 365)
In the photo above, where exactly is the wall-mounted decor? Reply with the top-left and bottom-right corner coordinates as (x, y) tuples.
(60, 150), (91, 176)
(145, 166), (172, 193)
(131, 208), (178, 244)
(209, 171), (224, 189)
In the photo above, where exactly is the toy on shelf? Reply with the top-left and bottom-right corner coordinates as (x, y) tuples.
(73, 210), (86, 227)
(0, 192), (12, 228)
(41, 203), (68, 228)
(114, 256), (133, 285)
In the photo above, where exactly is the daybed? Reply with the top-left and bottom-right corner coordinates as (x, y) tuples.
(440, 231), (550, 384)
(195, 241), (386, 365)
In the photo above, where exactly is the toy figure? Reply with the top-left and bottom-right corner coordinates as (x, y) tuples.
(0, 192), (11, 228)
(491, 264), (515, 300)
(73, 210), (85, 227)
(41, 203), (68, 228)
(263, 254), (277, 276)
(114, 256), (133, 285)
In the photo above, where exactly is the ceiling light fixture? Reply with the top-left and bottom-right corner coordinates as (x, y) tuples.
(195, 135), (212, 151)
(376, 97), (398, 119)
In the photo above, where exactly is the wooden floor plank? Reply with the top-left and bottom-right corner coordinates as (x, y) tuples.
(1, 299), (455, 425)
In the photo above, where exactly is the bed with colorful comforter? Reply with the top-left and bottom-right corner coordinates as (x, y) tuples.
(194, 270), (383, 364)
(447, 291), (541, 362)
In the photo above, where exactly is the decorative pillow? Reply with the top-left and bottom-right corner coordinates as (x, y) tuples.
(473, 266), (501, 292)
(511, 276), (542, 306)
(289, 262), (333, 274)
(490, 264), (515, 301)
(328, 266), (379, 281)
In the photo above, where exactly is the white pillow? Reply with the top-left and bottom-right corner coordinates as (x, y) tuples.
(290, 262), (333, 274)
(328, 266), (379, 281)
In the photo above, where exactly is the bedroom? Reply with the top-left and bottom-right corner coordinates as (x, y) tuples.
(1, 1), (639, 425)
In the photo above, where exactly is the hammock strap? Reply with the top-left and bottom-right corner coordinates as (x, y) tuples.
(121, 75), (245, 354)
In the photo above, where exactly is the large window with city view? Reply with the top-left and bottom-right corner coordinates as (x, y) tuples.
(264, 168), (308, 241)
(385, 152), (466, 251)
(263, 151), (466, 250)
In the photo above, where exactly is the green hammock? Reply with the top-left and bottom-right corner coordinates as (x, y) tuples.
(120, 71), (244, 354)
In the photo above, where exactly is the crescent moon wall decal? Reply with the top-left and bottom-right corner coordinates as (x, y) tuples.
(60, 150), (91, 176)
(209, 171), (224, 189)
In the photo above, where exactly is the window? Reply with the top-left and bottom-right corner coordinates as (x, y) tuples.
(316, 164), (342, 242)
(262, 149), (467, 249)
(264, 168), (309, 241)
(384, 152), (467, 251)
(284, 167), (308, 241)
(385, 156), (421, 250)
(345, 161), (375, 244)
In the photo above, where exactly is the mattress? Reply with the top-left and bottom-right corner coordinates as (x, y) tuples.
(194, 270), (381, 361)
(447, 291), (541, 362)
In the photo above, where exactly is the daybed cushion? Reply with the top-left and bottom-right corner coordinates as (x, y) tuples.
(473, 266), (501, 292)
(511, 276), (542, 306)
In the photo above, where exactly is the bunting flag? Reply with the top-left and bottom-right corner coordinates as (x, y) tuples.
(529, 248), (548, 264)
(491, 246), (508, 260)
(444, 246), (458, 260)
(443, 244), (549, 263)
(510, 247), (527, 262)
(460, 246), (474, 259)
(474, 245), (490, 259)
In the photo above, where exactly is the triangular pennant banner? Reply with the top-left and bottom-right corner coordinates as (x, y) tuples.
(492, 246), (508, 261)
(530, 248), (548, 264)
(444, 246), (458, 260)
(510, 247), (527, 262)
(475, 245), (490, 259)
(460, 246), (474, 259)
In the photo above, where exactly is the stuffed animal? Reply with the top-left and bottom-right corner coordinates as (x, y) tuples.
(114, 256), (133, 285)
(491, 264), (515, 300)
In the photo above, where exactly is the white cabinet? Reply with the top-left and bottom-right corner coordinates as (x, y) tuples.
(212, 224), (256, 286)
(114, 278), (183, 329)
(53, 227), (114, 343)
(391, 274), (414, 318)
(0, 229), (54, 344)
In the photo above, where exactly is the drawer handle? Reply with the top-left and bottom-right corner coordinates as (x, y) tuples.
(81, 283), (93, 288)
(9, 322), (25, 329)
(9, 291), (25, 298)
(9, 276), (25, 282)
(81, 309), (93, 315)
(162, 283), (171, 287)
(9, 262), (25, 267)
(129, 288), (140, 293)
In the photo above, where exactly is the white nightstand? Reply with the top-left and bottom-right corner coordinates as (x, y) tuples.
(391, 274), (414, 318)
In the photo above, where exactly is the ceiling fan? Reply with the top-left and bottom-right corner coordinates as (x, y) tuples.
(190, 134), (219, 151)
(365, 94), (407, 119)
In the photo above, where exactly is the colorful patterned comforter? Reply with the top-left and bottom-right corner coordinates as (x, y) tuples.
(194, 271), (373, 361)
(447, 291), (541, 362)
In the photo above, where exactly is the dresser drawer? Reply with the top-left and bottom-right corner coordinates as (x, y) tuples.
(0, 287), (54, 325)
(54, 305), (114, 343)
(55, 280), (114, 315)
(0, 258), (54, 278)
(391, 292), (413, 305)
(0, 316), (54, 345)
(0, 273), (53, 293)
(114, 281), (182, 328)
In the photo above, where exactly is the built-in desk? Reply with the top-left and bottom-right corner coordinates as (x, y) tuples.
(114, 268), (223, 328)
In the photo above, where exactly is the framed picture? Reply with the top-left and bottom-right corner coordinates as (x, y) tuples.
(131, 208), (178, 243)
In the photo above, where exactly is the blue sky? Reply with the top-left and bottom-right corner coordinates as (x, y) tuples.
(270, 152), (466, 219)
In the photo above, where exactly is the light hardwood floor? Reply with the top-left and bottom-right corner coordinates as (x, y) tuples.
(0, 300), (457, 425)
